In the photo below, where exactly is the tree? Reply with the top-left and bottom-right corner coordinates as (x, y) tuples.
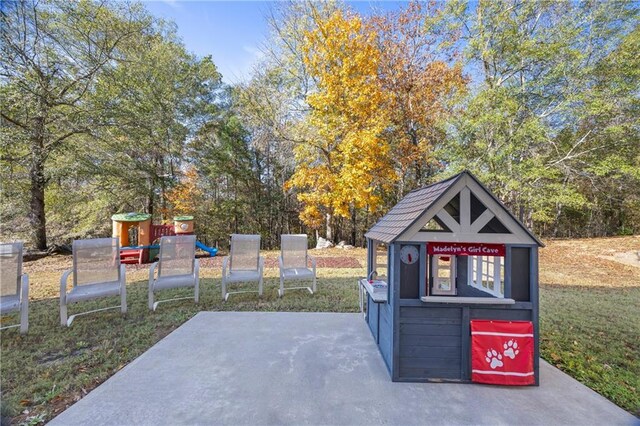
(372, 1), (466, 193)
(88, 25), (221, 219)
(441, 0), (639, 234)
(569, 24), (640, 235)
(164, 167), (203, 218)
(186, 109), (266, 247)
(0, 0), (149, 249)
(286, 9), (396, 241)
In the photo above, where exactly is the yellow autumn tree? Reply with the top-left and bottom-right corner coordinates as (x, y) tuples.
(286, 9), (397, 241)
(164, 167), (203, 219)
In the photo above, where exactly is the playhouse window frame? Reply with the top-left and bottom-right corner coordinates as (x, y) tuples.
(368, 240), (388, 280)
(468, 255), (504, 298)
(431, 254), (457, 296)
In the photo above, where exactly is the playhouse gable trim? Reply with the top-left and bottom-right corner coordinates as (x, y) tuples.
(364, 173), (463, 243)
(366, 171), (543, 246)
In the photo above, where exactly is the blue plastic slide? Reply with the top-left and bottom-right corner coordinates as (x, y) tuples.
(195, 240), (218, 257)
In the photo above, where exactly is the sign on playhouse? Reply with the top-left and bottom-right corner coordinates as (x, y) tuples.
(427, 242), (506, 257)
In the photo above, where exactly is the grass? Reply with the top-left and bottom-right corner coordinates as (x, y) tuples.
(1, 239), (639, 424)
(537, 235), (640, 417)
(540, 285), (639, 416)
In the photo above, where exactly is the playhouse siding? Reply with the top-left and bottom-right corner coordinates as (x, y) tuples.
(366, 295), (394, 374)
(364, 172), (542, 384)
(395, 303), (535, 382)
(398, 306), (463, 380)
(365, 241), (539, 383)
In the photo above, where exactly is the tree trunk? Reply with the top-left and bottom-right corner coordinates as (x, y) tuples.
(29, 149), (47, 250)
(410, 128), (422, 186)
(29, 110), (48, 251)
(553, 203), (563, 237)
(147, 177), (154, 216)
(326, 212), (333, 242)
(351, 206), (357, 246)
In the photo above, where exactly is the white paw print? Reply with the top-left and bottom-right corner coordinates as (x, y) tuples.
(503, 340), (520, 359)
(485, 349), (503, 369)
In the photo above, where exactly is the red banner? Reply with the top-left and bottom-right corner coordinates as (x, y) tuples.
(471, 320), (535, 386)
(427, 242), (505, 257)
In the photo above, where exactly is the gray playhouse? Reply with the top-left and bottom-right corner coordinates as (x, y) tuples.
(361, 171), (543, 385)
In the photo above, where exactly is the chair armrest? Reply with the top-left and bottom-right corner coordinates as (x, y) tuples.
(148, 262), (158, 288)
(194, 259), (200, 279)
(222, 256), (229, 278)
(120, 264), (126, 283)
(278, 256), (284, 275)
(60, 269), (72, 301)
(258, 256), (265, 273)
(20, 273), (29, 301)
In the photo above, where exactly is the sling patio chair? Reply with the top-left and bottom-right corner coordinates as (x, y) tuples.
(148, 234), (199, 311)
(222, 234), (264, 301)
(60, 238), (126, 327)
(0, 242), (29, 334)
(278, 234), (316, 297)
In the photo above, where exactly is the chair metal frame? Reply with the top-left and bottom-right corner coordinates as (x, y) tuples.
(60, 238), (126, 327)
(278, 234), (316, 297)
(222, 234), (264, 301)
(0, 242), (29, 334)
(148, 235), (200, 311)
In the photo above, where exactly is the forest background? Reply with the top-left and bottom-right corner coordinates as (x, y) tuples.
(1, 0), (638, 251)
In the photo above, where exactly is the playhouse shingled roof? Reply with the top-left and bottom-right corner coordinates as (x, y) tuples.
(365, 173), (462, 243)
(365, 171), (543, 246)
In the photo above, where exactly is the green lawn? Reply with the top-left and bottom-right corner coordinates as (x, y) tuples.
(2, 241), (639, 424)
(540, 284), (640, 416)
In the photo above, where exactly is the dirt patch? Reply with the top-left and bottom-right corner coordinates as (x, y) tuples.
(23, 253), (72, 274)
(540, 236), (640, 288)
(600, 251), (640, 268)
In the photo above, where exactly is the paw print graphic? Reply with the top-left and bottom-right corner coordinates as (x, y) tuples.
(485, 349), (503, 369)
(503, 340), (519, 359)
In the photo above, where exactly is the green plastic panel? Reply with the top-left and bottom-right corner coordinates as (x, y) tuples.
(111, 212), (152, 222)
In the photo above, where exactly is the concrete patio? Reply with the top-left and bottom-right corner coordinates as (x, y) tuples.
(50, 312), (636, 425)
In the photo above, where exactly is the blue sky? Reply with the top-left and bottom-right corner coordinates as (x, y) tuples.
(144, 1), (407, 83)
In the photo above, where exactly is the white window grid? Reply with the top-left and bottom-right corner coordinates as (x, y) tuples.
(468, 255), (504, 298)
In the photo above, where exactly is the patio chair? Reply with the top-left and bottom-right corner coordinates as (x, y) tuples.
(60, 238), (126, 327)
(0, 242), (29, 334)
(278, 234), (316, 297)
(148, 235), (199, 311)
(222, 234), (264, 301)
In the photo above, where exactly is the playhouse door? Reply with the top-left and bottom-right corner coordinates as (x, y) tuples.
(432, 255), (457, 295)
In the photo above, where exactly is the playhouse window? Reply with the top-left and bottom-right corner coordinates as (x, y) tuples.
(376, 244), (388, 278)
(431, 255), (457, 295)
(468, 256), (504, 297)
(369, 241), (388, 278)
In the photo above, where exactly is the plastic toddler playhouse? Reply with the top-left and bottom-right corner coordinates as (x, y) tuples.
(111, 213), (217, 264)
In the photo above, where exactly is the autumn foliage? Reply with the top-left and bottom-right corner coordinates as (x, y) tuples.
(373, 2), (466, 188)
(285, 5), (466, 236)
(286, 9), (396, 235)
(165, 167), (203, 218)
